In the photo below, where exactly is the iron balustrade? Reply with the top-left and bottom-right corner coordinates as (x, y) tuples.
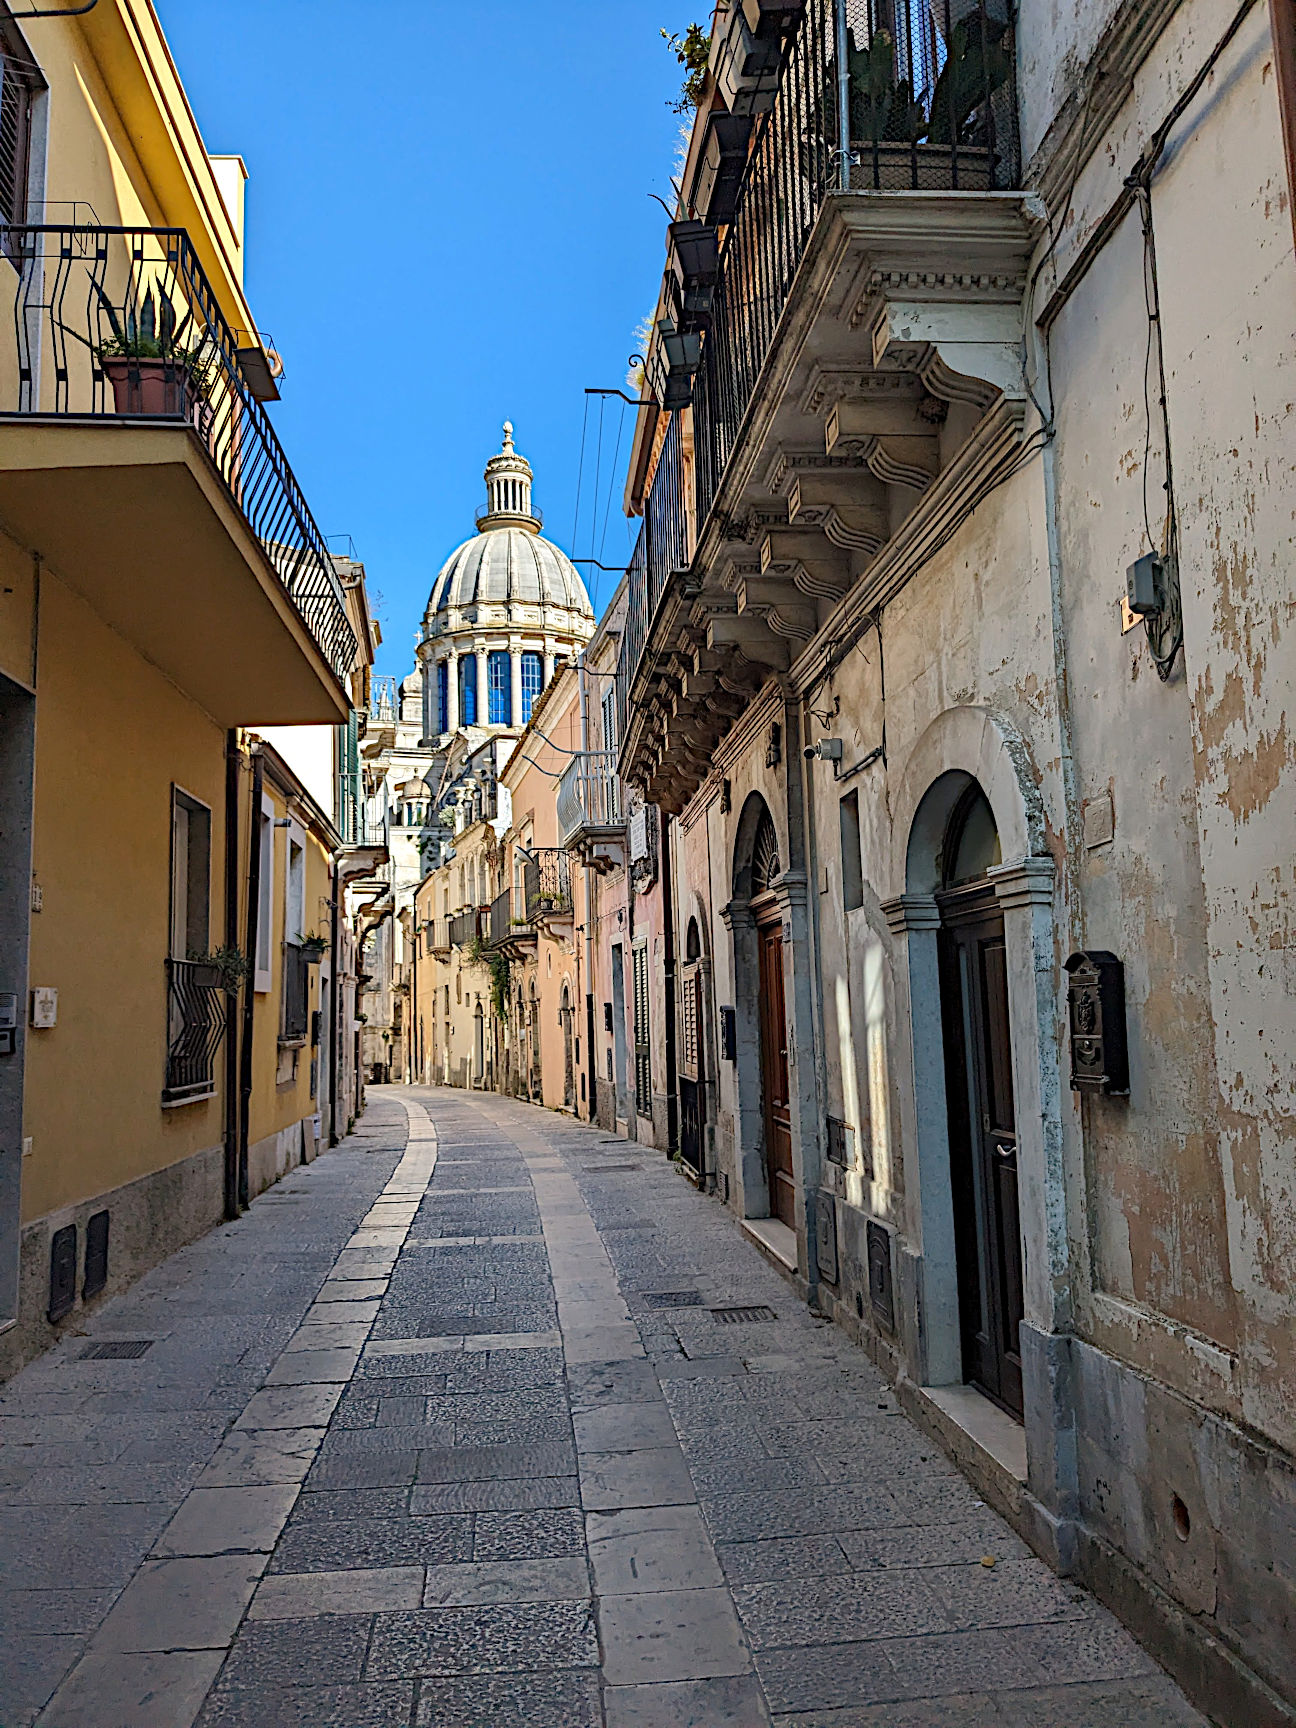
(557, 750), (624, 847)
(427, 919), (452, 953)
(164, 958), (226, 1102)
(523, 849), (572, 918)
(488, 887), (514, 948)
(282, 942), (310, 1041)
(621, 0), (1020, 716)
(449, 908), (485, 948)
(2, 224), (356, 682)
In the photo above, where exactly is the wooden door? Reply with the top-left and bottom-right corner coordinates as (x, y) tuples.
(757, 921), (795, 1229)
(679, 967), (704, 1177)
(939, 893), (1024, 1418)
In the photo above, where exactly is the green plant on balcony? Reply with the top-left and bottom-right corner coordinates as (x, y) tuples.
(301, 932), (329, 962)
(93, 285), (216, 414)
(661, 21), (709, 113)
(187, 944), (250, 995)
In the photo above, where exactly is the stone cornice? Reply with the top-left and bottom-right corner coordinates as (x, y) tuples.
(880, 894), (941, 935)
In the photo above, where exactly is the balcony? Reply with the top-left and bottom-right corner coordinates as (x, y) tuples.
(163, 958), (226, 1104)
(0, 226), (356, 724)
(449, 908), (487, 948)
(487, 886), (526, 955)
(557, 750), (625, 871)
(426, 919), (452, 956)
(523, 849), (573, 926)
(618, 0), (1038, 811)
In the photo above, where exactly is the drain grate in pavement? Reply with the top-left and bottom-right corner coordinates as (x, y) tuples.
(710, 1305), (778, 1325)
(79, 1340), (154, 1360)
(642, 1290), (704, 1308)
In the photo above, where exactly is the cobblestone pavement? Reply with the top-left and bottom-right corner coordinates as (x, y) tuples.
(0, 1088), (1209, 1727)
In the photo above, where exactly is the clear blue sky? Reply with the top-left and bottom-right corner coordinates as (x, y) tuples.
(155, 0), (689, 679)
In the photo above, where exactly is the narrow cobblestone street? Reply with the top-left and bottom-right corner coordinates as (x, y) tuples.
(0, 1090), (1207, 1727)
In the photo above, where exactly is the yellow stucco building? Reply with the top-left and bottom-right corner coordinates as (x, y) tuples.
(0, 2), (370, 1376)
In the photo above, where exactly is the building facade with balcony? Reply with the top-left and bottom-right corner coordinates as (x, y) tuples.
(0, 2), (372, 1377)
(613, 0), (1296, 1718)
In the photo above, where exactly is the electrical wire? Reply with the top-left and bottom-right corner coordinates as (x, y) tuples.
(571, 394), (590, 557)
(596, 398), (628, 567)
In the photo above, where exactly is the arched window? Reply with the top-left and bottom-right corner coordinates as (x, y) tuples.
(520, 651), (544, 722)
(460, 655), (477, 725)
(436, 661), (449, 735)
(487, 651), (511, 724)
(685, 917), (701, 961)
(751, 808), (781, 895)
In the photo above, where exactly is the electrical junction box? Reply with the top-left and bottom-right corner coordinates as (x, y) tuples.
(1126, 553), (1163, 616)
(30, 987), (58, 1029)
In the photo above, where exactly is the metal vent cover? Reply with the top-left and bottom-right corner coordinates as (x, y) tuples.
(79, 1339), (153, 1360)
(710, 1304), (777, 1324)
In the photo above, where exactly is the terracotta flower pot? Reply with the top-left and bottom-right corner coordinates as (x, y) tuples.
(101, 354), (197, 418)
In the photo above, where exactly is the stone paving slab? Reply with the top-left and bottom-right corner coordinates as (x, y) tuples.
(0, 1088), (1214, 1728)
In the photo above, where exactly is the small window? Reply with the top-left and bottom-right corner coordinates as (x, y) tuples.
(487, 650), (512, 724)
(170, 788), (211, 958)
(437, 660), (449, 734)
(840, 790), (863, 912)
(601, 687), (617, 753)
(285, 824), (305, 943)
(520, 651), (544, 722)
(460, 655), (477, 725)
(255, 799), (273, 992)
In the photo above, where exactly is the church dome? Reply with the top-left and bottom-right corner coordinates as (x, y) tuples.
(425, 424), (593, 622)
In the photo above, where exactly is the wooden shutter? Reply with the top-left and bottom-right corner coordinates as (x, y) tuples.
(632, 943), (651, 1117)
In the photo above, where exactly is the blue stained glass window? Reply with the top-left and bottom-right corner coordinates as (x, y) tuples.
(521, 651), (544, 722)
(487, 650), (511, 725)
(436, 661), (449, 734)
(460, 654), (477, 725)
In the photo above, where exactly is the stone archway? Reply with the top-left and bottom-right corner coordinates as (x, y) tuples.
(881, 708), (1065, 1449)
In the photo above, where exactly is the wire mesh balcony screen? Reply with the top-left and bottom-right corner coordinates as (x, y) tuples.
(282, 942), (310, 1041)
(164, 958), (226, 1101)
(557, 750), (624, 846)
(2, 224), (356, 681)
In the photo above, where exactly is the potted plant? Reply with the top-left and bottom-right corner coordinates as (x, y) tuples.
(187, 945), (250, 995)
(94, 286), (215, 421)
(301, 932), (329, 964)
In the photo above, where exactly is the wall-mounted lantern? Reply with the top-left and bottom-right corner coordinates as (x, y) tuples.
(1064, 950), (1129, 1095)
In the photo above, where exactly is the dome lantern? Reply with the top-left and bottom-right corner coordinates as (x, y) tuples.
(478, 420), (539, 532)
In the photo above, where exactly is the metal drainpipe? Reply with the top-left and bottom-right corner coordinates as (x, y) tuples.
(237, 747), (264, 1211)
(785, 699), (822, 1316)
(660, 814), (679, 1155)
(221, 732), (242, 1221)
(799, 691), (829, 1318)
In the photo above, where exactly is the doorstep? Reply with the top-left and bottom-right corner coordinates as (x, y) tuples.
(740, 1216), (798, 1275)
(897, 1376), (1028, 1533)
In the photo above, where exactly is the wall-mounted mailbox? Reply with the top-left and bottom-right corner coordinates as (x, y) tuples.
(1065, 950), (1129, 1095)
(719, 1005), (737, 1062)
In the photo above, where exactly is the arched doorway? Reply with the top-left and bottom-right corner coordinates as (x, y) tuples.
(560, 983), (575, 1110)
(734, 801), (795, 1229)
(935, 780), (1024, 1418)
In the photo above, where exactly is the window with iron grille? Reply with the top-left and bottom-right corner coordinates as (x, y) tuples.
(0, 31), (41, 252)
(632, 942), (651, 1118)
(520, 651), (543, 722)
(460, 654), (477, 724)
(487, 650), (511, 724)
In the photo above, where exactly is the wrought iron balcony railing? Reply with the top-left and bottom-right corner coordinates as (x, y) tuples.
(487, 887), (515, 949)
(449, 908), (487, 948)
(523, 848), (572, 917)
(426, 918), (452, 954)
(164, 958), (226, 1102)
(2, 225), (357, 683)
(557, 750), (624, 848)
(282, 942), (310, 1042)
